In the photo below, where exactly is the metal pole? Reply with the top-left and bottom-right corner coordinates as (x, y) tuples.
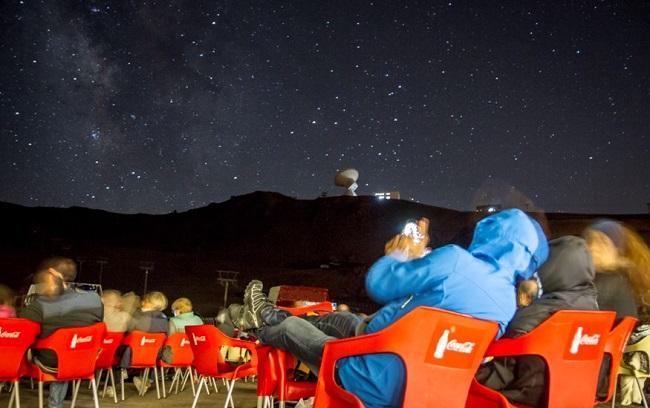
(143, 269), (149, 295)
(223, 281), (229, 307)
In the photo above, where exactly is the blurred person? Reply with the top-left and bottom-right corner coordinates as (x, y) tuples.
(121, 291), (169, 393)
(0, 283), (16, 318)
(583, 220), (650, 405)
(128, 291), (169, 333)
(477, 236), (598, 407)
(20, 264), (103, 408)
(583, 219), (650, 320)
(101, 289), (131, 332)
(235, 209), (548, 408)
(168, 297), (203, 334)
(335, 303), (351, 313)
(36, 257), (78, 287)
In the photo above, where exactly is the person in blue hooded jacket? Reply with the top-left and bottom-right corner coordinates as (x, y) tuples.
(238, 208), (549, 408)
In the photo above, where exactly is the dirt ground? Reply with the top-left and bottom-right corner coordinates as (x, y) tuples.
(0, 377), (643, 407)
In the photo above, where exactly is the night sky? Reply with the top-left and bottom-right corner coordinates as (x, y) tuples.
(1, 1), (648, 215)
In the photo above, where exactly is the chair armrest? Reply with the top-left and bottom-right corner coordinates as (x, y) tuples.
(316, 333), (383, 407)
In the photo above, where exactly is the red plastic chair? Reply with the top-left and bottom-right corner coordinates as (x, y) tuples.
(465, 310), (616, 408)
(186, 324), (259, 408)
(277, 301), (334, 316)
(257, 347), (318, 408)
(119, 331), (166, 400)
(257, 303), (334, 408)
(313, 306), (500, 408)
(601, 316), (637, 405)
(158, 332), (195, 396)
(29, 322), (106, 408)
(94, 331), (124, 403)
(0, 318), (40, 408)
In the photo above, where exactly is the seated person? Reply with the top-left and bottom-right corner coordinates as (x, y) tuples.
(101, 289), (132, 332)
(20, 260), (103, 408)
(476, 235), (598, 407)
(235, 208), (549, 408)
(119, 291), (169, 390)
(0, 283), (16, 318)
(169, 297), (203, 334)
(128, 291), (169, 333)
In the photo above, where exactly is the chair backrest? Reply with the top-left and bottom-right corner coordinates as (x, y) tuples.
(95, 331), (125, 369)
(314, 306), (499, 408)
(33, 322), (106, 380)
(483, 310), (616, 408)
(122, 330), (166, 367)
(186, 324), (258, 377)
(0, 318), (40, 381)
(620, 329), (650, 372)
(600, 316), (637, 402)
(278, 302), (334, 316)
(161, 332), (194, 366)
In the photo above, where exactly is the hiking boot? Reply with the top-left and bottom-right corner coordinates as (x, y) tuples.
(240, 280), (272, 330)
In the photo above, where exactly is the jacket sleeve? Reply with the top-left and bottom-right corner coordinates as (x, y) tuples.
(18, 300), (43, 325)
(365, 245), (460, 305)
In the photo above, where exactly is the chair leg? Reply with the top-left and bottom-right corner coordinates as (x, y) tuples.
(91, 378), (100, 408)
(611, 374), (618, 408)
(120, 369), (125, 401)
(101, 369), (109, 397)
(71, 379), (81, 408)
(191, 376), (207, 408)
(9, 381), (20, 408)
(109, 368), (118, 404)
(38, 381), (44, 408)
(174, 369), (181, 394)
(140, 368), (149, 396)
(153, 365), (161, 399)
(636, 377), (649, 408)
(160, 367), (166, 398)
(224, 379), (236, 408)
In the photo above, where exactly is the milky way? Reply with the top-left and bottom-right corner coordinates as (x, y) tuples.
(1, 1), (648, 214)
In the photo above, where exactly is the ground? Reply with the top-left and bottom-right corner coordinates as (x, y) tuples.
(0, 377), (643, 407)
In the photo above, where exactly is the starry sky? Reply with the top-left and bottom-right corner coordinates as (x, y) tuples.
(1, 1), (648, 214)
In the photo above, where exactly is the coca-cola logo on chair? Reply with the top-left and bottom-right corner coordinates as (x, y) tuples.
(432, 329), (476, 359)
(0, 327), (21, 339)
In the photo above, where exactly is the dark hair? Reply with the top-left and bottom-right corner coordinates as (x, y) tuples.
(37, 257), (77, 282)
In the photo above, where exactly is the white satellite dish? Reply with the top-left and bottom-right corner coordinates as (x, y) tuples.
(334, 168), (359, 196)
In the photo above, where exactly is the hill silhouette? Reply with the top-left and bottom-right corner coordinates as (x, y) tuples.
(1, 191), (649, 315)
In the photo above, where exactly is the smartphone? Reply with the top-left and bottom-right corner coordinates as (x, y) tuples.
(402, 220), (423, 243)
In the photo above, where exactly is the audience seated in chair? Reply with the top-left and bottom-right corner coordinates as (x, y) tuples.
(475, 235), (598, 407)
(232, 209), (549, 408)
(19, 257), (103, 408)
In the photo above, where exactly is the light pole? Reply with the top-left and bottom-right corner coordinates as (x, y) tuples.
(139, 261), (154, 295)
(217, 270), (239, 308)
(97, 258), (108, 287)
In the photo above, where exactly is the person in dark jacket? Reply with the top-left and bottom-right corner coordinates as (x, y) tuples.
(476, 235), (598, 407)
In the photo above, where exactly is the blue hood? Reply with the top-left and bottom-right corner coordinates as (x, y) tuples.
(469, 208), (549, 281)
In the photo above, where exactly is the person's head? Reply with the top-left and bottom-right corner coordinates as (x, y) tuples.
(141, 291), (168, 312)
(171, 297), (193, 316)
(101, 289), (123, 310)
(335, 303), (351, 312)
(536, 235), (596, 296)
(0, 284), (15, 306)
(469, 208), (549, 281)
(584, 219), (650, 306)
(33, 269), (64, 298)
(516, 279), (538, 308)
(36, 257), (77, 282)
